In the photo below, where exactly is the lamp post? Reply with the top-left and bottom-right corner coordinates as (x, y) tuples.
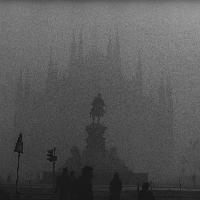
(14, 133), (23, 194)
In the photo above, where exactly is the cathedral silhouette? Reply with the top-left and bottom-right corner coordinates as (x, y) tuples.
(14, 28), (175, 185)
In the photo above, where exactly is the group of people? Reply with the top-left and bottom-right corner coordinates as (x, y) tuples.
(55, 166), (155, 200)
(138, 182), (155, 200)
(55, 166), (94, 200)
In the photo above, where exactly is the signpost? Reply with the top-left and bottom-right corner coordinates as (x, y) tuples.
(47, 147), (57, 188)
(14, 133), (23, 195)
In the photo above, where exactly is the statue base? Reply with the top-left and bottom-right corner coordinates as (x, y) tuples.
(81, 122), (148, 184)
(82, 123), (107, 166)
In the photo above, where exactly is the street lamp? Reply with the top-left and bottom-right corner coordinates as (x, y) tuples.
(14, 133), (23, 194)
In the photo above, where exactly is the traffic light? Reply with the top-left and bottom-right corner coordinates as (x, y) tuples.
(47, 149), (54, 162)
(46, 147), (57, 189)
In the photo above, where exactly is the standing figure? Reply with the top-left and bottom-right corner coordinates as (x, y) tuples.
(137, 183), (140, 200)
(55, 167), (70, 200)
(90, 93), (106, 124)
(77, 166), (93, 200)
(138, 182), (155, 200)
(192, 174), (196, 188)
(70, 171), (77, 200)
(109, 173), (122, 200)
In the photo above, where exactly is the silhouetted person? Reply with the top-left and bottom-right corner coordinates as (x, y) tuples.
(137, 183), (140, 199)
(56, 167), (70, 200)
(77, 166), (93, 200)
(192, 174), (196, 188)
(109, 173), (122, 200)
(70, 171), (77, 200)
(138, 182), (155, 200)
(178, 178), (182, 191)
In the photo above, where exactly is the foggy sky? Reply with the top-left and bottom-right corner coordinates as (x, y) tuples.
(1, 1), (200, 184)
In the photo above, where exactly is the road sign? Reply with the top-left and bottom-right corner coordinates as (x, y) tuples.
(14, 133), (23, 154)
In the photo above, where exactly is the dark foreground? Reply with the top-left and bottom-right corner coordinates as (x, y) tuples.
(1, 184), (200, 200)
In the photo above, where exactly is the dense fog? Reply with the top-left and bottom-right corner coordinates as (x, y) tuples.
(0, 1), (200, 186)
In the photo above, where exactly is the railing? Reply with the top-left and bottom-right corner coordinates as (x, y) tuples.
(1, 184), (200, 200)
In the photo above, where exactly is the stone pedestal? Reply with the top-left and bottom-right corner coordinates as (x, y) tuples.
(86, 123), (107, 153)
(64, 121), (148, 185)
(83, 123), (107, 167)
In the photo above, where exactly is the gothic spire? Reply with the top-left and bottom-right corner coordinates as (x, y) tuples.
(24, 68), (31, 100)
(70, 29), (77, 62)
(134, 49), (143, 96)
(78, 27), (83, 60)
(15, 69), (24, 104)
(165, 69), (173, 114)
(158, 70), (166, 107)
(157, 68), (174, 168)
(46, 48), (58, 98)
(114, 26), (120, 56)
(90, 23), (98, 51)
(113, 26), (121, 66)
(158, 68), (173, 122)
(106, 33), (113, 61)
(14, 68), (24, 131)
(67, 29), (81, 83)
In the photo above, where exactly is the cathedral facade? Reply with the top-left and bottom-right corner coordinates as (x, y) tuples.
(14, 29), (175, 185)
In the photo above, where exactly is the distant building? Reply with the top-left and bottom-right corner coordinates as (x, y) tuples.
(15, 28), (174, 185)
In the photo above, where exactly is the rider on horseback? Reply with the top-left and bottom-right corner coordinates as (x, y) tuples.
(90, 93), (106, 124)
